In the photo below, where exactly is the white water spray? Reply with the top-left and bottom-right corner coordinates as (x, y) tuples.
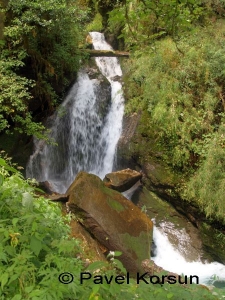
(26, 32), (124, 192)
(89, 32), (124, 178)
(153, 225), (225, 285)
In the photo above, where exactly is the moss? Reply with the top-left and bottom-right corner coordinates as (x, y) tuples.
(106, 197), (125, 212)
(120, 231), (152, 265)
(199, 222), (225, 264)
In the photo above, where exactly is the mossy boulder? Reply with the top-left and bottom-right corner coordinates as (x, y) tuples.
(67, 171), (153, 275)
(103, 168), (142, 192)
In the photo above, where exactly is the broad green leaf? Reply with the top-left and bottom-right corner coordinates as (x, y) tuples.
(86, 261), (108, 272)
(29, 289), (45, 297)
(11, 295), (22, 300)
(25, 286), (34, 293)
(113, 259), (126, 273)
(0, 249), (7, 263)
(0, 272), (9, 290)
(22, 192), (33, 210)
(31, 221), (38, 232)
(5, 245), (16, 257)
(12, 218), (19, 226)
(114, 251), (122, 257)
(0, 158), (17, 173)
(89, 285), (100, 300)
(30, 236), (42, 256)
(8, 273), (20, 285)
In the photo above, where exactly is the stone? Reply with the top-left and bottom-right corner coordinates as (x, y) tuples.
(213, 279), (225, 288)
(110, 75), (121, 82)
(48, 193), (68, 202)
(85, 66), (111, 120)
(38, 181), (54, 194)
(131, 186), (210, 262)
(67, 171), (153, 275)
(86, 34), (93, 44)
(103, 168), (142, 192)
(70, 219), (106, 263)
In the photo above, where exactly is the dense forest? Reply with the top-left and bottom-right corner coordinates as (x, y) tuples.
(1, 0), (225, 299)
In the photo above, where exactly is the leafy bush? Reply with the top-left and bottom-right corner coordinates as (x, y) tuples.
(122, 20), (225, 224)
(124, 21), (225, 171)
(108, 0), (206, 48)
(183, 125), (225, 223)
(86, 13), (103, 32)
(0, 157), (84, 299)
(0, 0), (87, 138)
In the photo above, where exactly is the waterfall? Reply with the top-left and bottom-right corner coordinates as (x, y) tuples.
(153, 225), (225, 285)
(26, 31), (225, 288)
(26, 32), (124, 193)
(89, 32), (124, 178)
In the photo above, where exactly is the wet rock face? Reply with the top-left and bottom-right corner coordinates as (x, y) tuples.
(131, 186), (212, 263)
(103, 168), (142, 192)
(38, 181), (54, 194)
(67, 171), (153, 275)
(85, 65), (111, 121)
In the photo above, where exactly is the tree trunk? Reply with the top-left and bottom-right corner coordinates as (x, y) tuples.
(81, 49), (129, 57)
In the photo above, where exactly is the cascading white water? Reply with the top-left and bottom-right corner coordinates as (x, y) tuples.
(89, 32), (124, 178)
(153, 225), (225, 285)
(26, 32), (124, 192)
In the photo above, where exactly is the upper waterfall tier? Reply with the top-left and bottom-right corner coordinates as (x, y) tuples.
(26, 32), (125, 193)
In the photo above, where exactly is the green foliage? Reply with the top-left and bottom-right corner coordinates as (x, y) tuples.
(86, 12), (103, 32)
(108, 0), (206, 48)
(184, 126), (225, 222)
(0, 156), (84, 299)
(123, 20), (225, 223)
(0, 48), (46, 137)
(124, 22), (225, 171)
(0, 0), (87, 138)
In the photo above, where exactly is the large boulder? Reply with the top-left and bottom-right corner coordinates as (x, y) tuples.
(67, 171), (153, 275)
(103, 168), (142, 192)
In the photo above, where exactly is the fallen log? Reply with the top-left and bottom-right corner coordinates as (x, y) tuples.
(81, 49), (130, 57)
